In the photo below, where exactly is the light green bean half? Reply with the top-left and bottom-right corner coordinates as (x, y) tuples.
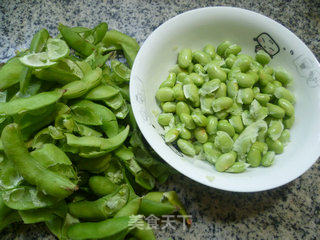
(177, 139), (195, 156)
(215, 151), (236, 172)
(178, 48), (192, 68)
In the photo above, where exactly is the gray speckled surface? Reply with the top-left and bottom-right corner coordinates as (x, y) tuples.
(1, 0), (320, 239)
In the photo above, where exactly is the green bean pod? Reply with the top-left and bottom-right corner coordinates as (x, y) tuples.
(59, 24), (96, 57)
(34, 58), (83, 84)
(62, 67), (102, 99)
(0, 211), (21, 233)
(2, 124), (77, 199)
(130, 220), (156, 240)
(89, 176), (118, 196)
(0, 89), (63, 116)
(114, 198), (141, 217)
(85, 85), (119, 100)
(115, 146), (155, 190)
(68, 185), (129, 220)
(71, 100), (118, 137)
(92, 22), (108, 44)
(67, 215), (133, 240)
(0, 58), (26, 90)
(65, 125), (129, 152)
(102, 30), (140, 67)
(78, 154), (111, 173)
(20, 29), (50, 93)
(139, 198), (177, 217)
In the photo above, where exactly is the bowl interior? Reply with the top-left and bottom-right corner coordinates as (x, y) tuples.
(130, 7), (320, 192)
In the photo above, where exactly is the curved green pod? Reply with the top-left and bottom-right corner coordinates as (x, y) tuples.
(20, 28), (50, 93)
(78, 154), (111, 173)
(59, 24), (96, 57)
(71, 100), (118, 137)
(102, 30), (140, 68)
(0, 58), (26, 90)
(2, 186), (57, 210)
(34, 59), (83, 84)
(115, 146), (155, 190)
(68, 185), (129, 220)
(139, 198), (178, 217)
(84, 84), (119, 100)
(89, 176), (118, 196)
(65, 125), (129, 152)
(114, 197), (141, 217)
(0, 89), (63, 116)
(67, 216), (133, 240)
(1, 124), (77, 199)
(92, 22), (108, 44)
(0, 211), (21, 233)
(62, 67), (102, 99)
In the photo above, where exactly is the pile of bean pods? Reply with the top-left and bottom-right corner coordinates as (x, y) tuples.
(0, 23), (189, 239)
(156, 41), (295, 173)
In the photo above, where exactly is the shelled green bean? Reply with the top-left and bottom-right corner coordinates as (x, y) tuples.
(156, 41), (295, 173)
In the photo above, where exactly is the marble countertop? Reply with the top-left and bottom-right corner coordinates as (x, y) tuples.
(1, 0), (319, 239)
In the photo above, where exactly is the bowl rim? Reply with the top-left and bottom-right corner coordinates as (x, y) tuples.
(130, 6), (320, 192)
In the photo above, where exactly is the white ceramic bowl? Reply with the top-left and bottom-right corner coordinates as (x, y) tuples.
(130, 7), (320, 192)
